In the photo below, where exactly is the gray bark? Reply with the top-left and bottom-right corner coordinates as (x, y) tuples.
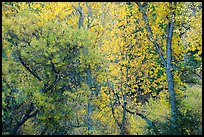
(137, 2), (178, 134)
(166, 2), (177, 134)
(86, 3), (92, 29)
(72, 3), (84, 29)
(136, 2), (167, 68)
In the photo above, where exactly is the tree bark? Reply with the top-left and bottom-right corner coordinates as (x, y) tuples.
(136, 2), (167, 68)
(120, 51), (129, 135)
(75, 4), (93, 134)
(86, 66), (93, 135)
(166, 2), (177, 134)
(120, 93), (127, 135)
(72, 3), (84, 29)
(17, 50), (42, 81)
(10, 103), (39, 135)
(137, 2), (178, 134)
(125, 108), (159, 134)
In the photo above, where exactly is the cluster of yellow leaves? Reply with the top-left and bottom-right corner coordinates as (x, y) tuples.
(2, 2), (202, 135)
(186, 10), (202, 60)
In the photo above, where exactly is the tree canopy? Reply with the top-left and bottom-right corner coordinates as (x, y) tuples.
(2, 2), (202, 135)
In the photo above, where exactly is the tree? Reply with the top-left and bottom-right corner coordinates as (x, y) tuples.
(2, 2), (202, 135)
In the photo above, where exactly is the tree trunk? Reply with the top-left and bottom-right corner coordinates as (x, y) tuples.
(120, 51), (129, 135)
(72, 3), (84, 29)
(120, 93), (127, 135)
(166, 2), (177, 134)
(86, 66), (93, 135)
(10, 103), (39, 135)
(74, 4), (93, 134)
(137, 2), (178, 134)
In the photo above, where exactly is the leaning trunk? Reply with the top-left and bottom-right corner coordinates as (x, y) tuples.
(10, 103), (39, 135)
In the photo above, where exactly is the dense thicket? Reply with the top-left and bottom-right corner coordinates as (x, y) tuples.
(2, 2), (202, 135)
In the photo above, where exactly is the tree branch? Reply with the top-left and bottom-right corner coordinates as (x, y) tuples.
(10, 103), (40, 135)
(166, 2), (175, 69)
(124, 107), (158, 133)
(136, 2), (167, 68)
(72, 4), (84, 29)
(17, 51), (42, 81)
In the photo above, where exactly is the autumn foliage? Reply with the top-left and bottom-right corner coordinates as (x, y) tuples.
(2, 2), (202, 135)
